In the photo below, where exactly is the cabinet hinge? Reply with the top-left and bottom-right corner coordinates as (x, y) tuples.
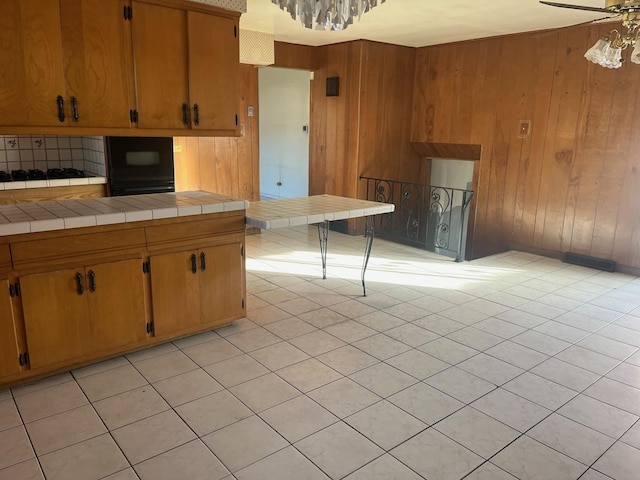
(146, 321), (154, 334)
(240, 245), (244, 257)
(241, 298), (245, 310)
(234, 25), (237, 38)
(9, 281), (20, 298)
(142, 260), (150, 274)
(19, 352), (29, 367)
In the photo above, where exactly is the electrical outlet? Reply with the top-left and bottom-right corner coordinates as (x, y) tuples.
(247, 105), (254, 117)
(518, 120), (531, 138)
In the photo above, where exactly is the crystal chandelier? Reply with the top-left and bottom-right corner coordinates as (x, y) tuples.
(271, 0), (385, 31)
(585, 11), (640, 68)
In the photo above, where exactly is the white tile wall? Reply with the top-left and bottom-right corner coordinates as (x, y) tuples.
(0, 135), (106, 177)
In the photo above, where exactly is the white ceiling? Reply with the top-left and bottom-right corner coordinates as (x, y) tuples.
(239, 0), (613, 47)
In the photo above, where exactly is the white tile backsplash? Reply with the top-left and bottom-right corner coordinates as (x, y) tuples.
(0, 135), (105, 177)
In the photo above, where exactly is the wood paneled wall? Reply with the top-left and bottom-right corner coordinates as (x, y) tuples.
(310, 40), (425, 202)
(412, 24), (640, 268)
(274, 41), (316, 70)
(310, 41), (363, 198)
(174, 63), (259, 201)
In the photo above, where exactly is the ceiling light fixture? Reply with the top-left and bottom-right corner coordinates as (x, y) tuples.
(541, 1), (640, 68)
(271, 0), (385, 31)
(585, 6), (640, 68)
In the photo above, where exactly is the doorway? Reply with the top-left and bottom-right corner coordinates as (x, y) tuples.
(258, 67), (311, 199)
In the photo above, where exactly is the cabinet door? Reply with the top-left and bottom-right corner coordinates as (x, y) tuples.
(150, 250), (201, 336)
(86, 259), (146, 353)
(20, 268), (91, 369)
(132, 2), (189, 129)
(199, 243), (244, 326)
(60, 0), (135, 128)
(187, 12), (239, 131)
(0, 280), (22, 378)
(0, 0), (67, 127)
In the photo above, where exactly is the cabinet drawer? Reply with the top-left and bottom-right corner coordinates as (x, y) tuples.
(145, 212), (245, 248)
(12, 228), (146, 270)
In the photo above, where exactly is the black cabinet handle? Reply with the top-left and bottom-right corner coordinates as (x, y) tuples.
(75, 272), (84, 295)
(71, 96), (79, 122)
(182, 103), (189, 126)
(200, 252), (206, 271)
(88, 270), (96, 292)
(18, 353), (24, 366)
(191, 254), (197, 274)
(193, 103), (200, 126)
(57, 95), (65, 122)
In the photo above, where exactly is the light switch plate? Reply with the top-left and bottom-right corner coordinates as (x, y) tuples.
(248, 105), (254, 117)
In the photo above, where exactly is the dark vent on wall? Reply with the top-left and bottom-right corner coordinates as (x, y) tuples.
(563, 252), (616, 272)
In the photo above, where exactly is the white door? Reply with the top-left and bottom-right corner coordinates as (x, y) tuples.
(259, 67), (310, 199)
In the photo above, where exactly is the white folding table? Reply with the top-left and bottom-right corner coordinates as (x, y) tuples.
(246, 194), (395, 296)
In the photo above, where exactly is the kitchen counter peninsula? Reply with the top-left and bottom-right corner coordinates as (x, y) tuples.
(0, 191), (247, 388)
(247, 195), (395, 296)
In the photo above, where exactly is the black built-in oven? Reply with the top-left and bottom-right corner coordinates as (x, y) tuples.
(106, 137), (174, 196)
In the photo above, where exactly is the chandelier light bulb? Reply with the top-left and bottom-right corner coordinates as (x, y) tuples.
(603, 44), (623, 68)
(631, 42), (640, 64)
(271, 0), (385, 31)
(584, 38), (610, 65)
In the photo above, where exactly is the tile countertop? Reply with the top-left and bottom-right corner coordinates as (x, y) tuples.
(246, 194), (395, 229)
(0, 176), (107, 191)
(0, 191), (249, 236)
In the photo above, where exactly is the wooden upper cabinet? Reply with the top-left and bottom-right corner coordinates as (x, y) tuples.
(132, 2), (239, 132)
(0, 0), (67, 127)
(132, 2), (190, 130)
(0, 0), (239, 134)
(60, 0), (135, 128)
(188, 12), (239, 132)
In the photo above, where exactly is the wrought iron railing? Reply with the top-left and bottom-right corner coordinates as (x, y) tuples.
(360, 176), (474, 262)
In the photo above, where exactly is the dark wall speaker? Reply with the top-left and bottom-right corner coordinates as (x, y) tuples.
(326, 77), (339, 97)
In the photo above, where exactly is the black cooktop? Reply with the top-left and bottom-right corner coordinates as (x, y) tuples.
(0, 168), (87, 182)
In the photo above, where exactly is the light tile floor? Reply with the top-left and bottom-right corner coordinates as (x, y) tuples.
(2, 226), (640, 479)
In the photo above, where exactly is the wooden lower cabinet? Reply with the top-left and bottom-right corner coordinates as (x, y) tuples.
(199, 243), (244, 323)
(21, 267), (92, 369)
(2, 210), (246, 388)
(20, 259), (147, 368)
(85, 259), (147, 353)
(0, 279), (24, 378)
(149, 249), (202, 336)
(151, 242), (245, 336)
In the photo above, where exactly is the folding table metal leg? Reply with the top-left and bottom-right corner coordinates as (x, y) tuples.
(317, 220), (329, 280)
(361, 215), (375, 296)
